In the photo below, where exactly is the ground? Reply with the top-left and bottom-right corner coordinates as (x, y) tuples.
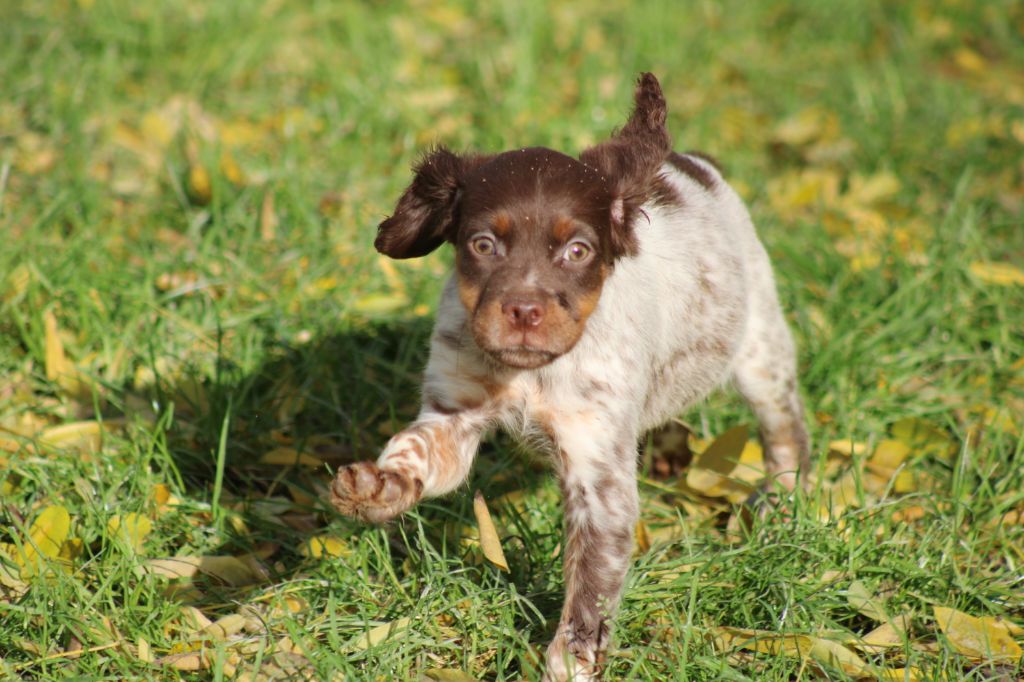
(1, 0), (1023, 679)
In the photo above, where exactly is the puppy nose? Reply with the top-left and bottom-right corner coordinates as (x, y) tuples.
(502, 300), (544, 329)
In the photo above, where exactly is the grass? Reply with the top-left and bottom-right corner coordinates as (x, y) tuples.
(1, 0), (1023, 679)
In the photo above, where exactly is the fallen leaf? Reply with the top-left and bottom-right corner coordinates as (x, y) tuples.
(422, 670), (478, 681)
(828, 439), (869, 457)
(634, 520), (651, 555)
(351, 293), (408, 315)
(847, 580), (889, 622)
(300, 535), (350, 559)
(686, 424), (749, 494)
(43, 310), (67, 382)
(866, 439), (911, 477)
(260, 191), (278, 242)
(107, 513), (153, 553)
(473, 491), (509, 572)
(136, 636), (154, 663)
(933, 606), (1023, 662)
(349, 617), (412, 651)
(879, 667), (925, 681)
(145, 555), (267, 586)
(715, 627), (871, 677)
(260, 447), (323, 467)
(19, 505), (71, 576)
(969, 261), (1024, 286)
(156, 650), (209, 671)
(187, 164), (212, 205)
(891, 417), (955, 459)
(200, 613), (247, 641)
(39, 419), (123, 452)
(857, 620), (907, 653)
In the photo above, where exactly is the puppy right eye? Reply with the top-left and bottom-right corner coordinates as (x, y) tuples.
(470, 236), (497, 256)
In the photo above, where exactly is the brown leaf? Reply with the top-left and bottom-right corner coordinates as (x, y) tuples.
(473, 491), (509, 572)
(260, 191), (278, 242)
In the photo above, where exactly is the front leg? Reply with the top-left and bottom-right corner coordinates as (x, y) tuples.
(543, 419), (640, 681)
(330, 409), (488, 523)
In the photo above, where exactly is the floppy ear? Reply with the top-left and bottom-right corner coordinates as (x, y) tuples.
(580, 72), (672, 259)
(375, 147), (492, 259)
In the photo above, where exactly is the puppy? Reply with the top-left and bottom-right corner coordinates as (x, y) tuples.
(330, 73), (809, 681)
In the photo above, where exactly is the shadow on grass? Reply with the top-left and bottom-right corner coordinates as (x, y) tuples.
(147, 314), (562, 646)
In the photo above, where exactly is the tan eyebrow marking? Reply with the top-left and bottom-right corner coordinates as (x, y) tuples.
(492, 213), (511, 236)
(552, 216), (575, 242)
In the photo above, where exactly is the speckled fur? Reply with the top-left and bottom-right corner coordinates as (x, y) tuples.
(330, 74), (809, 681)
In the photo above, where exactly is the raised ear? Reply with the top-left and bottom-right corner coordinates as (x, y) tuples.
(375, 147), (491, 259)
(580, 72), (672, 259)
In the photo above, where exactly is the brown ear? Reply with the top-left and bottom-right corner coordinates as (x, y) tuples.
(375, 147), (492, 259)
(580, 72), (672, 259)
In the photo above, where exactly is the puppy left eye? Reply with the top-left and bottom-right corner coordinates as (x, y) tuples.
(563, 241), (592, 263)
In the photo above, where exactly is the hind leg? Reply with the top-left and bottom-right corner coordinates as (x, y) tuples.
(732, 304), (810, 492)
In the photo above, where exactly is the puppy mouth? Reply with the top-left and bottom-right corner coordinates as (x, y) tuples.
(484, 344), (559, 369)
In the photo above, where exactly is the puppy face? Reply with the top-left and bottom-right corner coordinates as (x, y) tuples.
(453, 149), (612, 368)
(373, 73), (673, 369)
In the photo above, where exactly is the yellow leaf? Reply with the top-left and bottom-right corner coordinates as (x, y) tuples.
(4, 263), (31, 302)
(156, 650), (209, 670)
(107, 513), (153, 553)
(933, 606), (1023, 662)
(880, 667), (925, 682)
(260, 447), (323, 467)
(145, 555), (267, 586)
(473, 491), (509, 572)
(20, 505), (71, 575)
(969, 261), (1024, 286)
(634, 520), (651, 554)
(867, 439), (911, 476)
(844, 172), (902, 207)
(219, 152), (245, 186)
(136, 636), (154, 663)
(954, 47), (987, 74)
(200, 613), (247, 641)
(891, 418), (955, 458)
(858, 619), (909, 653)
(685, 424), (749, 494)
(351, 293), (408, 315)
(349, 617), (412, 651)
(716, 627), (870, 677)
(140, 110), (177, 148)
(152, 483), (182, 513)
(772, 106), (840, 147)
(847, 580), (889, 622)
(44, 310), (67, 382)
(828, 439), (869, 457)
(300, 535), (350, 559)
(39, 420), (122, 452)
(188, 164), (212, 205)
(423, 670), (478, 681)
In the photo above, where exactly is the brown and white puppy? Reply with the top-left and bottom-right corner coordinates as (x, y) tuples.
(330, 73), (809, 681)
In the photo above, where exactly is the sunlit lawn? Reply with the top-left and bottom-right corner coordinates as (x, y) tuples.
(1, 0), (1023, 679)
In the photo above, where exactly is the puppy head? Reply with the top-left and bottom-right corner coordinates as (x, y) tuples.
(375, 73), (672, 369)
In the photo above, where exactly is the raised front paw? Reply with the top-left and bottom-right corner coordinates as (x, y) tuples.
(329, 461), (422, 524)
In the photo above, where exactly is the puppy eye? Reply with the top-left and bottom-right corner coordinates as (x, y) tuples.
(470, 236), (497, 256)
(563, 241), (592, 263)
